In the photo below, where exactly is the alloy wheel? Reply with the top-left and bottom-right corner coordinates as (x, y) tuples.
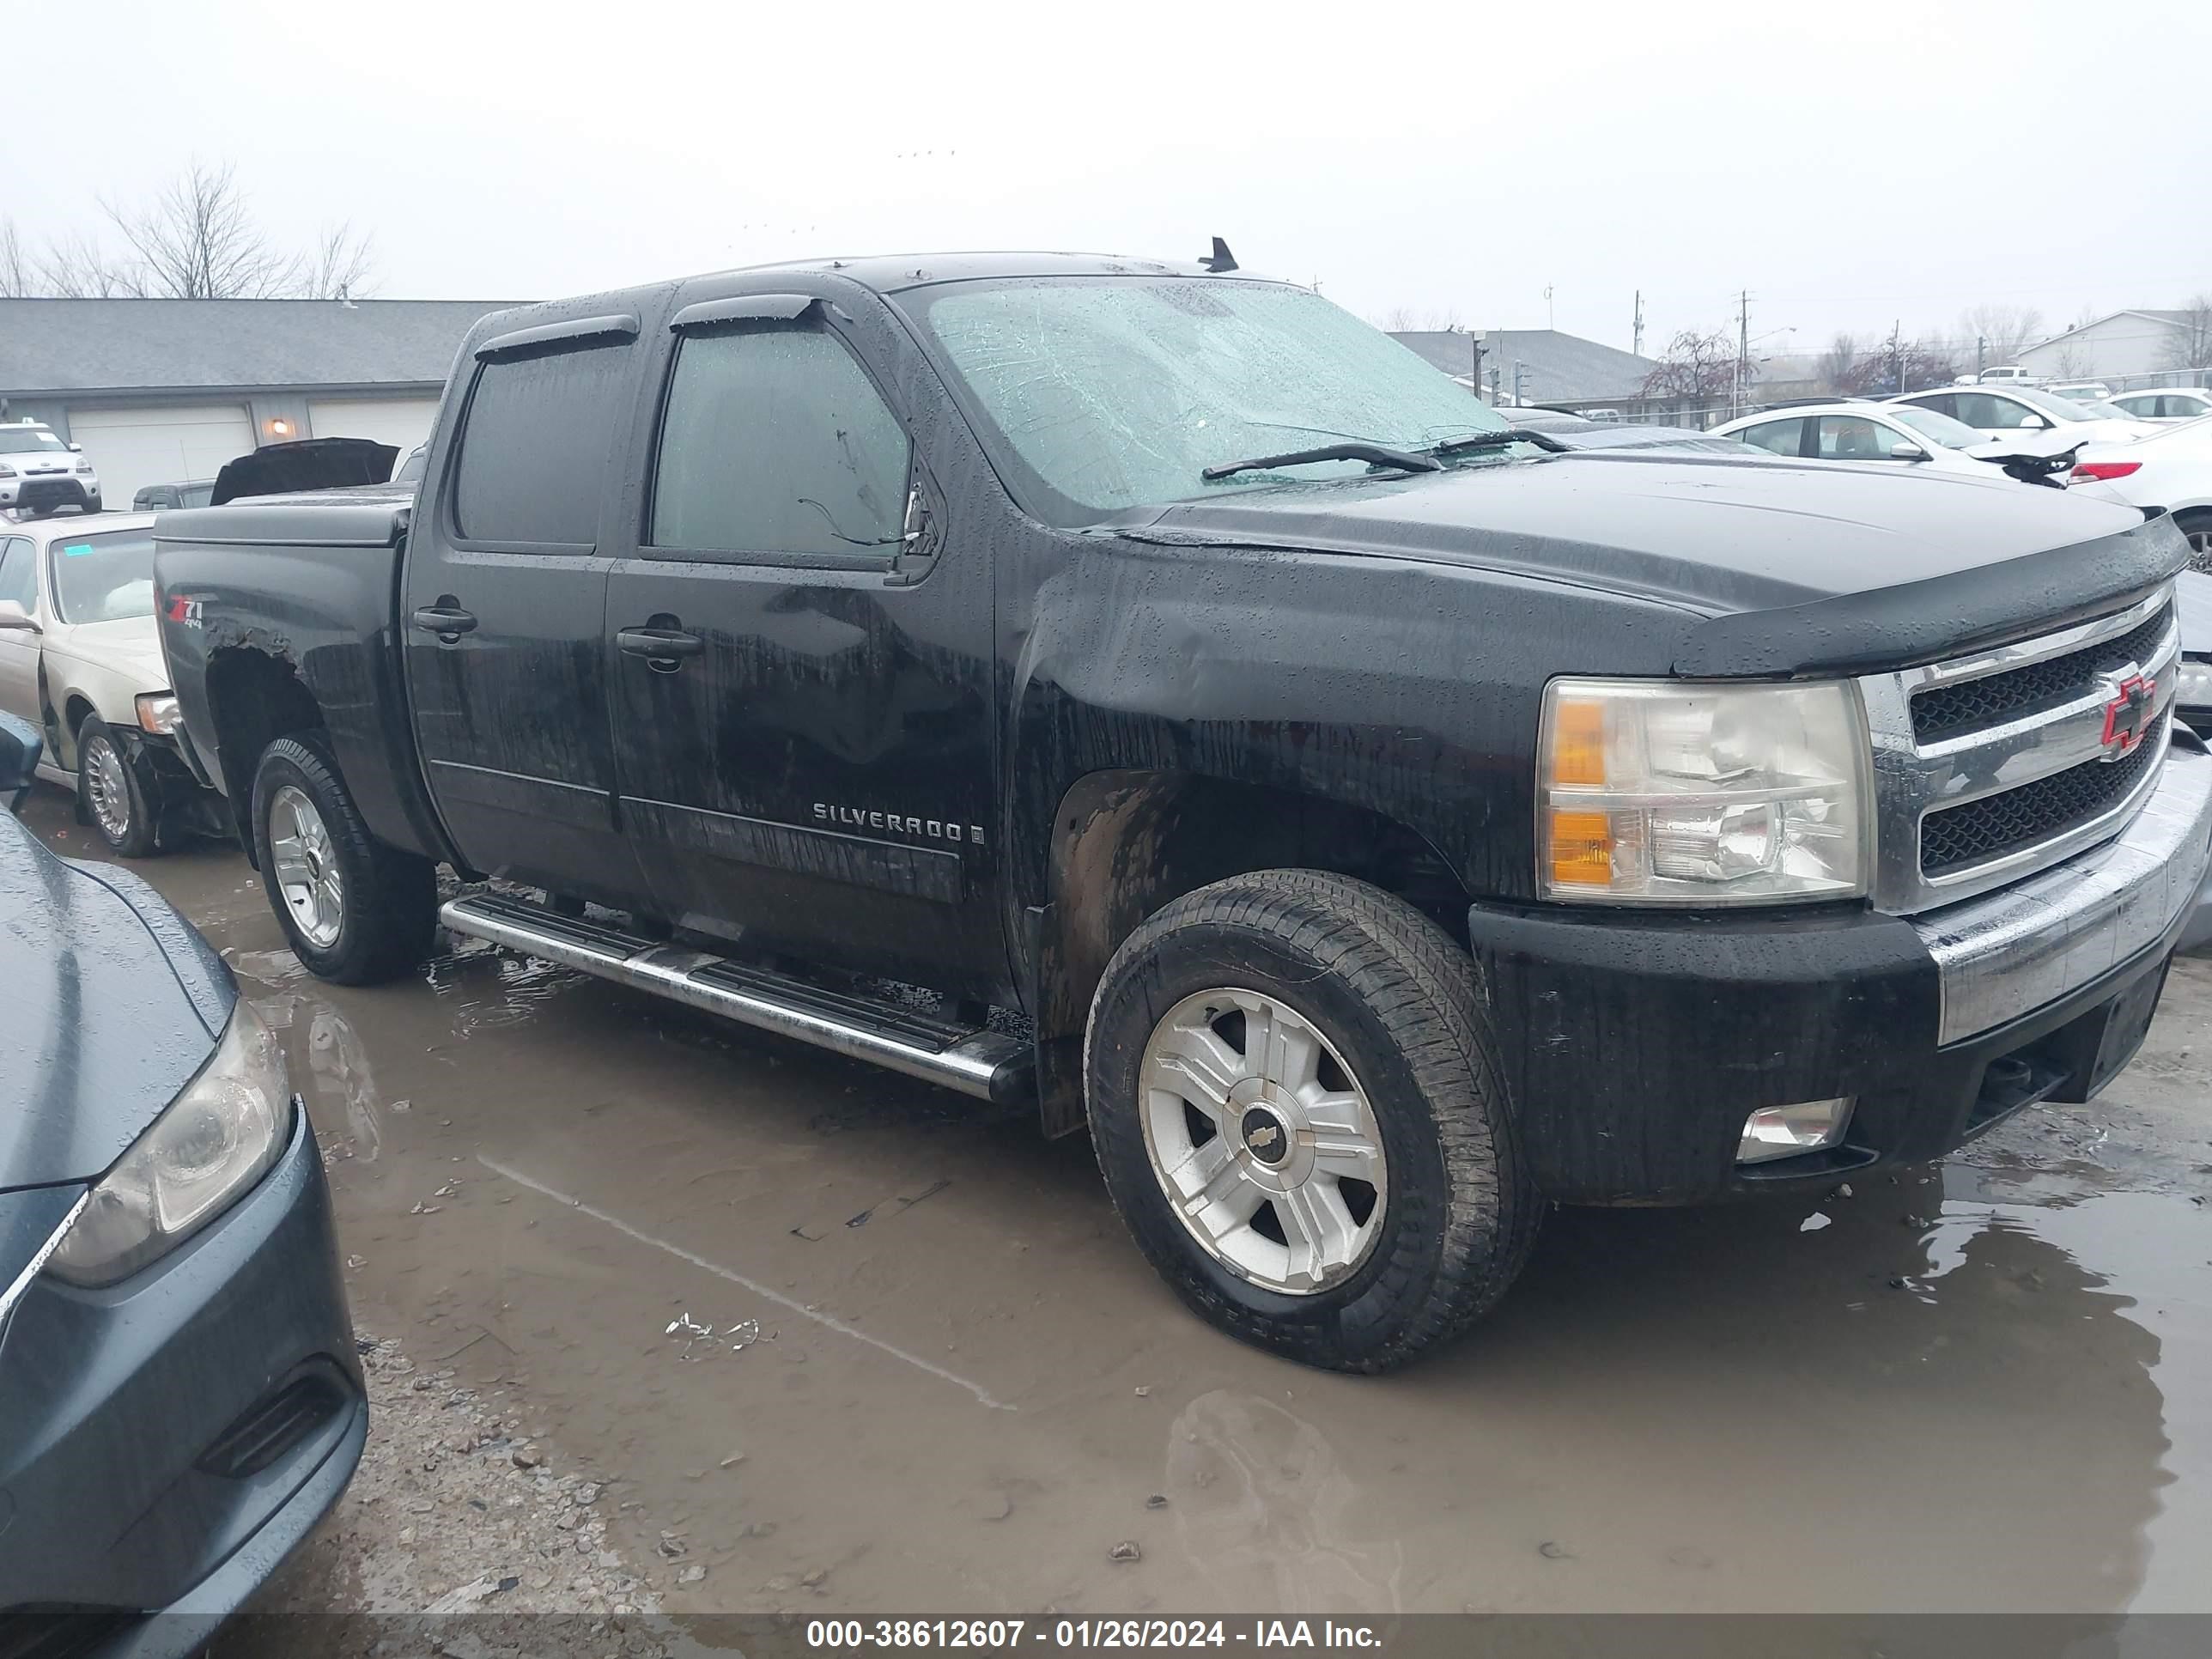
(269, 783), (345, 948)
(1137, 988), (1388, 1295)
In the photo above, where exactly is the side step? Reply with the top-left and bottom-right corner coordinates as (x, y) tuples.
(440, 893), (1036, 1107)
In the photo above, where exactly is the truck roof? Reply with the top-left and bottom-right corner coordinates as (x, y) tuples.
(711, 250), (1247, 293)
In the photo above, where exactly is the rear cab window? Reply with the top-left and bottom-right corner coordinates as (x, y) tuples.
(449, 331), (635, 548)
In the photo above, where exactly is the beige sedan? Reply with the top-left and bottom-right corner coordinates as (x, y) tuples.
(0, 513), (221, 854)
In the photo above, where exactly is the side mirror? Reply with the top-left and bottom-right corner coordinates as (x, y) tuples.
(0, 709), (42, 811)
(1888, 443), (1931, 462)
(2021, 415), (2050, 430)
(0, 599), (38, 634)
(68, 442), (84, 453)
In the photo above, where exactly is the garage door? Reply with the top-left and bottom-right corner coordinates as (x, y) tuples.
(67, 404), (257, 504)
(307, 398), (440, 456)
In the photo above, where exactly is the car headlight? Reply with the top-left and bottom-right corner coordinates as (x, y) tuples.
(1538, 678), (1872, 904)
(136, 691), (182, 734)
(45, 1001), (290, 1287)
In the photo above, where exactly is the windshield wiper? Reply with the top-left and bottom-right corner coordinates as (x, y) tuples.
(1427, 428), (1569, 457)
(1200, 441), (1442, 483)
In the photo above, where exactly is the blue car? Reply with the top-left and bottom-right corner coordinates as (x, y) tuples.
(0, 712), (363, 1655)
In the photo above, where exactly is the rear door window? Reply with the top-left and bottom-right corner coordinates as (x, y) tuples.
(649, 325), (910, 562)
(1735, 417), (1807, 456)
(1815, 415), (1902, 459)
(450, 343), (630, 546)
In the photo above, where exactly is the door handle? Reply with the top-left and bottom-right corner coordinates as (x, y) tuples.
(617, 626), (704, 670)
(411, 604), (477, 640)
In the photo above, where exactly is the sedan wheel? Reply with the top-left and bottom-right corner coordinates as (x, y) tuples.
(267, 782), (346, 949)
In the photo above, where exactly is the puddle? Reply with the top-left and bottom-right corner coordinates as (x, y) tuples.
(20, 783), (2212, 1615)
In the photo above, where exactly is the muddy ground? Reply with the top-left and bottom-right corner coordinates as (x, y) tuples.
(22, 787), (2212, 1620)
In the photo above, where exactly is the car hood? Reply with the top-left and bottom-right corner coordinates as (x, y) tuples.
(0, 812), (231, 1199)
(52, 616), (167, 686)
(1130, 450), (2191, 677)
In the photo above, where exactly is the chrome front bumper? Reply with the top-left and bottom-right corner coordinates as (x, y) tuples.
(1916, 738), (2212, 1045)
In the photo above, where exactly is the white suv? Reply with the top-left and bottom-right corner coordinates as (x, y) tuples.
(0, 421), (102, 520)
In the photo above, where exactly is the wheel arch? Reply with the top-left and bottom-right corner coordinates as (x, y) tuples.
(204, 645), (327, 862)
(1024, 767), (1474, 1136)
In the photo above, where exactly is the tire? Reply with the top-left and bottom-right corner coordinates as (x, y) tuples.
(1085, 869), (1539, 1373)
(2176, 509), (2212, 576)
(76, 716), (159, 857)
(251, 732), (437, 984)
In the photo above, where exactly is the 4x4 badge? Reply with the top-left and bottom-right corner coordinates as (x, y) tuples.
(2098, 672), (2156, 759)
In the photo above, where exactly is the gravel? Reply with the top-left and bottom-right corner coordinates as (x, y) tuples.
(238, 1334), (665, 1637)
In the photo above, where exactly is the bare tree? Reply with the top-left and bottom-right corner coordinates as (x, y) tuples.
(301, 222), (377, 301)
(1957, 303), (2045, 366)
(1379, 304), (1462, 333)
(1640, 328), (1737, 405)
(2165, 293), (2212, 371)
(0, 220), (33, 297)
(99, 161), (309, 299)
(37, 231), (141, 298)
(1817, 331), (1861, 394)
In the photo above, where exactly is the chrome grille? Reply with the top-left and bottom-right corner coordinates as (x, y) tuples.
(1859, 586), (2181, 915)
(1910, 602), (2173, 742)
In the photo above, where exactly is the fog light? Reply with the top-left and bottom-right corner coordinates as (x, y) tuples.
(1737, 1097), (1854, 1164)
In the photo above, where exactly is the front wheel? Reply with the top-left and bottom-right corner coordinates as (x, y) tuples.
(76, 716), (158, 857)
(2176, 509), (2212, 576)
(252, 733), (437, 984)
(1085, 870), (1539, 1373)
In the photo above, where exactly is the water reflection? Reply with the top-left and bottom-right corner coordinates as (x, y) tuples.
(1165, 1390), (1403, 1613)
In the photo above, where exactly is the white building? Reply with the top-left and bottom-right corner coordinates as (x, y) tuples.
(2015, 310), (2209, 383)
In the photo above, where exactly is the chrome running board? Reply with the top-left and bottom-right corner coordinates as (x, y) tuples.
(440, 892), (1034, 1105)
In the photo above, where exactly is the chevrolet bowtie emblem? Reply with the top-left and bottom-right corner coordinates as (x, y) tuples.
(2099, 672), (2155, 760)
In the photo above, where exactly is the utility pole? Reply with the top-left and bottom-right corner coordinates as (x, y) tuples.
(1470, 331), (1485, 397)
(1734, 289), (1751, 417)
(1889, 319), (1905, 394)
(1976, 334), (1987, 377)
(1544, 285), (1555, 331)
(1632, 289), (1644, 358)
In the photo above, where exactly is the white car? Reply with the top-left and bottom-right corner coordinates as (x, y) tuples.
(1714, 401), (2069, 481)
(2046, 380), (2114, 403)
(0, 420), (103, 520)
(0, 514), (220, 854)
(1888, 384), (2158, 452)
(2107, 387), (2212, 424)
(1965, 365), (2040, 385)
(2069, 422), (2212, 573)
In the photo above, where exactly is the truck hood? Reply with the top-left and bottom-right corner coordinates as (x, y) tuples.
(0, 812), (231, 1197)
(1133, 450), (2190, 677)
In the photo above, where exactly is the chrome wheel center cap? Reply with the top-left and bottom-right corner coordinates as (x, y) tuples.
(1240, 1106), (1290, 1165)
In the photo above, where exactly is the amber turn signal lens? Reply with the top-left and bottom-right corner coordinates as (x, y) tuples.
(1547, 809), (1613, 887)
(1549, 699), (1607, 787)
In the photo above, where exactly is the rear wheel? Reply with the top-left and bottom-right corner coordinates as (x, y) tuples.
(252, 733), (436, 984)
(76, 716), (158, 857)
(1085, 869), (1540, 1373)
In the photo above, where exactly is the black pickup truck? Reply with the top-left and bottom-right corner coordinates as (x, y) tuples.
(152, 252), (2212, 1370)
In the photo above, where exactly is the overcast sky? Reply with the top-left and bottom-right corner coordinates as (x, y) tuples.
(12, 1), (2209, 356)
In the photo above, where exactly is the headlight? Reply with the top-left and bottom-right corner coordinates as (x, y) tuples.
(46, 1001), (290, 1287)
(1538, 678), (1871, 904)
(136, 691), (182, 734)
(2177, 657), (2212, 716)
